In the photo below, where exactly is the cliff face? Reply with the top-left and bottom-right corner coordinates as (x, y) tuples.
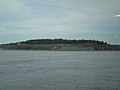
(1, 39), (119, 51)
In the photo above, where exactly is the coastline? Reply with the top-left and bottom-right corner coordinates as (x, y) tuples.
(1, 44), (120, 51)
(1, 39), (120, 51)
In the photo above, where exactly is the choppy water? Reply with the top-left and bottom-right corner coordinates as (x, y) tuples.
(0, 50), (120, 90)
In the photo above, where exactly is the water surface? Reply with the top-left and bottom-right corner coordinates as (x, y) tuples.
(0, 50), (120, 90)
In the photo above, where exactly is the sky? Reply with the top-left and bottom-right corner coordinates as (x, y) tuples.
(0, 0), (120, 44)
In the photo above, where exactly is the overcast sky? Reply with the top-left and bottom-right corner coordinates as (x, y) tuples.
(0, 0), (120, 44)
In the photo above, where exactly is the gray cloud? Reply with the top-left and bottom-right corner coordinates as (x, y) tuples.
(0, 0), (120, 44)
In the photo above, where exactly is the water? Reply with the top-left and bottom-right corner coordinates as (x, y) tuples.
(0, 50), (120, 90)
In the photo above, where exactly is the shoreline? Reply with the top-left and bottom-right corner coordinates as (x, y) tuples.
(1, 48), (120, 51)
(1, 39), (120, 51)
(1, 44), (120, 51)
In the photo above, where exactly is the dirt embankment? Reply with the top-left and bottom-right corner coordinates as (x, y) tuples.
(2, 44), (116, 51)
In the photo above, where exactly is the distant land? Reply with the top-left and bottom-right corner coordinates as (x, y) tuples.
(0, 39), (120, 51)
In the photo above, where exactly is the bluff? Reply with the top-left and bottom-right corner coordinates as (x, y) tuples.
(0, 39), (119, 51)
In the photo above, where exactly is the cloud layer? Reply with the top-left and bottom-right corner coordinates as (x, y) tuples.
(0, 0), (120, 44)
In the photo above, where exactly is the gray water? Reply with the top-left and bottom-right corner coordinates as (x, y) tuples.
(0, 50), (120, 90)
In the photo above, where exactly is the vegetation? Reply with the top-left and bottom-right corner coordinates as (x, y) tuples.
(0, 39), (119, 51)
(10, 39), (108, 45)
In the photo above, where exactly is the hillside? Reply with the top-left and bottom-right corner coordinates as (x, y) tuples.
(0, 39), (119, 51)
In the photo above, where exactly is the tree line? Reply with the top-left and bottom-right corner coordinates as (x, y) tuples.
(14, 39), (108, 45)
